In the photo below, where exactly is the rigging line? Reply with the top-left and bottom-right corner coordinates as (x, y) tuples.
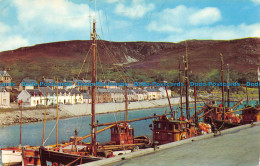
(95, 37), (132, 78)
(77, 44), (92, 80)
(96, 42), (106, 81)
(96, 38), (136, 83)
(97, 44), (135, 82)
(43, 123), (57, 146)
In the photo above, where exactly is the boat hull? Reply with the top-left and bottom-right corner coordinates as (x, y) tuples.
(1, 147), (22, 166)
(39, 146), (101, 166)
(22, 147), (41, 166)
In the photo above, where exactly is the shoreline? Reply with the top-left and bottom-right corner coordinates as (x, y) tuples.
(0, 97), (204, 127)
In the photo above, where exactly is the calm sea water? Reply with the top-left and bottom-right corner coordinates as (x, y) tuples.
(0, 100), (256, 164)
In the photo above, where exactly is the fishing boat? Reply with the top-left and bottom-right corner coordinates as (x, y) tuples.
(1, 147), (22, 166)
(202, 54), (241, 129)
(1, 101), (23, 166)
(240, 66), (260, 124)
(150, 43), (199, 145)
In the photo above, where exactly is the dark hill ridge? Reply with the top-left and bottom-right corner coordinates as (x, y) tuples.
(0, 38), (259, 82)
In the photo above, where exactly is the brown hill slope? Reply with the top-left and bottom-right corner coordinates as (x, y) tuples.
(0, 38), (259, 83)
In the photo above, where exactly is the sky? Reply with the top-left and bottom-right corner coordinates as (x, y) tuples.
(0, 0), (259, 52)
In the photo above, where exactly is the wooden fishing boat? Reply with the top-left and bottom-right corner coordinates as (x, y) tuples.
(1, 101), (23, 166)
(241, 106), (260, 124)
(1, 147), (22, 166)
(22, 146), (41, 166)
(151, 114), (197, 145)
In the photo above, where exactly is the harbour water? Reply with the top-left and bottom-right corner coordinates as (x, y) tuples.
(0, 100), (256, 164)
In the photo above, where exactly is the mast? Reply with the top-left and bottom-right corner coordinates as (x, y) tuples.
(124, 76), (128, 121)
(42, 88), (47, 145)
(246, 85), (249, 105)
(220, 53), (225, 120)
(184, 43), (190, 119)
(56, 78), (59, 146)
(19, 101), (22, 146)
(227, 64), (230, 108)
(194, 86), (198, 126)
(91, 20), (97, 156)
(179, 56), (183, 118)
(165, 85), (174, 119)
(257, 65), (260, 106)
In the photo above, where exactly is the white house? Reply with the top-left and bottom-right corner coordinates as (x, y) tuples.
(0, 87), (10, 108)
(17, 89), (42, 106)
(158, 87), (172, 98)
(19, 79), (38, 91)
(145, 88), (161, 100)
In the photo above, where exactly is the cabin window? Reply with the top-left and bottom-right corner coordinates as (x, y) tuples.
(175, 124), (179, 130)
(181, 124), (186, 129)
(158, 123), (161, 129)
(162, 123), (166, 130)
(121, 128), (125, 133)
(169, 124), (173, 130)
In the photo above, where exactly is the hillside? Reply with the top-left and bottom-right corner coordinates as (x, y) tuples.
(0, 38), (259, 83)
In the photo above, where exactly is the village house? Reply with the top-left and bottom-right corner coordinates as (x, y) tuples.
(17, 89), (42, 106)
(67, 88), (84, 104)
(19, 79), (38, 91)
(108, 88), (124, 103)
(0, 70), (12, 83)
(145, 88), (161, 100)
(0, 87), (10, 108)
(0, 71), (12, 89)
(132, 89), (147, 101)
(38, 87), (54, 105)
(82, 93), (92, 104)
(158, 87), (172, 98)
(96, 88), (111, 103)
(74, 79), (90, 92)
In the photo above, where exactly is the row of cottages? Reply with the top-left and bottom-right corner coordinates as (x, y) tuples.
(0, 87), (10, 107)
(94, 87), (170, 103)
(17, 87), (83, 107)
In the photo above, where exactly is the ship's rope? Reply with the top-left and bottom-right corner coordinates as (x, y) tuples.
(43, 122), (57, 146)
(77, 44), (92, 80)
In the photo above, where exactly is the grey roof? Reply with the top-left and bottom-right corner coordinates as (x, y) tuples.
(107, 89), (124, 93)
(67, 88), (81, 95)
(133, 89), (145, 94)
(96, 88), (109, 93)
(146, 88), (161, 92)
(22, 79), (37, 84)
(0, 71), (10, 77)
(0, 87), (8, 92)
(26, 89), (42, 96)
(38, 87), (53, 96)
(82, 93), (92, 99)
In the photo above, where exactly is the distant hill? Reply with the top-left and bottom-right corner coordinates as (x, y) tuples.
(0, 38), (259, 84)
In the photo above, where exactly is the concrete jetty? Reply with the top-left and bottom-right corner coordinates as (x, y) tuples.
(81, 121), (260, 166)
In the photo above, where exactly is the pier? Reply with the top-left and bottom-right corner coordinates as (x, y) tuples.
(82, 121), (260, 166)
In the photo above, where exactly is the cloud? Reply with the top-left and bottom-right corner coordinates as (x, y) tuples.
(189, 7), (221, 25)
(147, 5), (260, 42)
(0, 22), (10, 33)
(147, 5), (221, 33)
(252, 0), (260, 5)
(0, 36), (29, 52)
(163, 23), (260, 42)
(115, 0), (155, 19)
(13, 0), (97, 30)
(0, 22), (29, 51)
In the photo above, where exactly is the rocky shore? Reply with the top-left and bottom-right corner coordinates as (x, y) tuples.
(0, 97), (192, 127)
